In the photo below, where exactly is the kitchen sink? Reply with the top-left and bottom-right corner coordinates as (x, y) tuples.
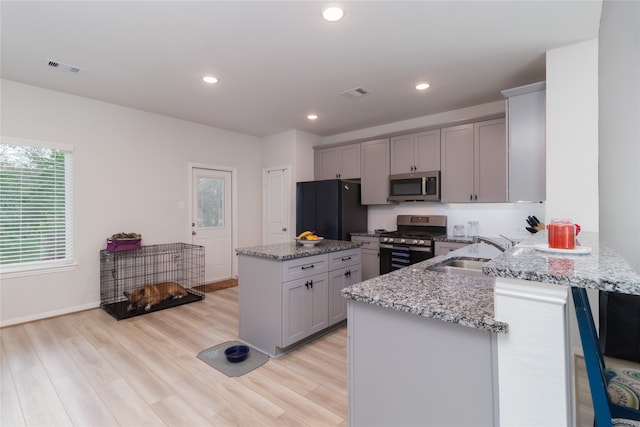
(427, 258), (487, 277)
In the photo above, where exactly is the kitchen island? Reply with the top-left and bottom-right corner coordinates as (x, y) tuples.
(342, 243), (504, 427)
(342, 232), (640, 427)
(236, 239), (361, 357)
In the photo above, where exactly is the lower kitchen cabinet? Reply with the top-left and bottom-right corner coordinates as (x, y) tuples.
(238, 246), (361, 357)
(328, 249), (361, 325)
(328, 257), (361, 325)
(282, 272), (328, 347)
(351, 235), (380, 280)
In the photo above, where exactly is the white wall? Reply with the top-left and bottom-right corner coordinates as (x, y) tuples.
(322, 100), (505, 145)
(0, 79), (263, 326)
(545, 39), (600, 355)
(546, 39), (600, 232)
(598, 0), (640, 271)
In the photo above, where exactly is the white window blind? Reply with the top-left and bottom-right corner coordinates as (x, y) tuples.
(0, 138), (74, 271)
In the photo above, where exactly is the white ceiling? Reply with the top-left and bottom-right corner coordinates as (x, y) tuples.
(0, 1), (602, 138)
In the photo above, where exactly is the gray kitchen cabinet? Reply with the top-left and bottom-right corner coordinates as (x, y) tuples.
(441, 118), (507, 203)
(314, 143), (361, 180)
(434, 241), (470, 256)
(360, 138), (390, 205)
(238, 246), (361, 357)
(502, 81), (546, 202)
(390, 129), (441, 174)
(282, 272), (328, 347)
(328, 248), (361, 325)
(351, 235), (380, 280)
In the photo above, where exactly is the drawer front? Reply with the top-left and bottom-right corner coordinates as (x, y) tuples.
(351, 235), (380, 250)
(282, 254), (328, 282)
(328, 248), (361, 270)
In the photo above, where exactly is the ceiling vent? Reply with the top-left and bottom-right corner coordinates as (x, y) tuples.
(340, 87), (370, 100)
(46, 59), (84, 74)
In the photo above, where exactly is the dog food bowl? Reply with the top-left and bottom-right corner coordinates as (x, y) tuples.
(224, 345), (250, 363)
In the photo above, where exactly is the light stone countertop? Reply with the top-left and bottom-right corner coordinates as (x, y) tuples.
(483, 231), (640, 295)
(342, 230), (640, 337)
(236, 239), (361, 261)
(341, 242), (509, 334)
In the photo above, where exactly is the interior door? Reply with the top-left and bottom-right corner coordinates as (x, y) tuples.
(263, 166), (290, 245)
(192, 167), (232, 283)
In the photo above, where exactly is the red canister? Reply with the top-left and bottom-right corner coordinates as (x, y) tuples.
(547, 219), (580, 249)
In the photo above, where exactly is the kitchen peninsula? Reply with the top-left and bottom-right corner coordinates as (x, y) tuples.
(342, 233), (640, 427)
(236, 239), (361, 357)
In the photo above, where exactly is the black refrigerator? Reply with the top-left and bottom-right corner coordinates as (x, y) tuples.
(296, 180), (368, 241)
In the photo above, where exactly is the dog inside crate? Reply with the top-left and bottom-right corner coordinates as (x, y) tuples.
(100, 243), (205, 320)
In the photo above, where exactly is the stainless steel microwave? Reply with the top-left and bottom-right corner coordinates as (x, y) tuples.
(388, 171), (440, 202)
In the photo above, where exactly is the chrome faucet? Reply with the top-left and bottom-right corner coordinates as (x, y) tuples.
(473, 236), (508, 252)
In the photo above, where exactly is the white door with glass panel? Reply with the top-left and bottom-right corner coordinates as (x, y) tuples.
(192, 168), (232, 283)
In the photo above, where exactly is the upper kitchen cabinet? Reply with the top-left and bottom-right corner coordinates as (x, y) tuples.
(361, 138), (390, 205)
(390, 129), (441, 174)
(314, 143), (361, 180)
(502, 82), (546, 202)
(441, 118), (507, 203)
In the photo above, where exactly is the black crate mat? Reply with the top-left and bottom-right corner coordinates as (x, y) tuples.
(101, 291), (203, 320)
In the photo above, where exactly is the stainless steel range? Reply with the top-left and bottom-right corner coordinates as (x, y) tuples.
(379, 215), (447, 274)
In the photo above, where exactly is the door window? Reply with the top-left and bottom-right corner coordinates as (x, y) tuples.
(197, 177), (224, 228)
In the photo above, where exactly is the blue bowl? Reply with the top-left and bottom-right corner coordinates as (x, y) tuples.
(224, 345), (250, 363)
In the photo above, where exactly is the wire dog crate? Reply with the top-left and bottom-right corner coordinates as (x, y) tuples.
(100, 243), (205, 320)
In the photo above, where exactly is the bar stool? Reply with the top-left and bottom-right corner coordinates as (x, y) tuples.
(573, 287), (640, 426)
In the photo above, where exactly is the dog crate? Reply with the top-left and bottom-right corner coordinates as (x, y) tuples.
(100, 243), (205, 320)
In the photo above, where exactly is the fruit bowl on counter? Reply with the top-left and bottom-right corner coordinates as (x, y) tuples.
(296, 237), (324, 247)
(295, 231), (323, 247)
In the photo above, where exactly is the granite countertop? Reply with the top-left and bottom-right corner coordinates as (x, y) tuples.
(341, 242), (508, 334)
(483, 231), (640, 295)
(236, 239), (361, 261)
(351, 231), (385, 238)
(433, 235), (475, 244)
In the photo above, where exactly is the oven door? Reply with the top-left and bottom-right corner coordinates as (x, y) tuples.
(379, 244), (433, 274)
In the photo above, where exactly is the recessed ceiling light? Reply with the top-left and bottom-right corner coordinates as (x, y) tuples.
(203, 75), (218, 84)
(416, 83), (430, 91)
(307, 114), (319, 120)
(322, 4), (344, 22)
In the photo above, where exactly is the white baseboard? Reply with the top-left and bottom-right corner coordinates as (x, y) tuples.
(0, 302), (100, 328)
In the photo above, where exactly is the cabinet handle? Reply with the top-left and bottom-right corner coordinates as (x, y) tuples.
(301, 264), (314, 270)
(474, 194), (478, 201)
(341, 256), (352, 261)
(305, 281), (309, 289)
(309, 280), (313, 289)
(469, 194), (473, 201)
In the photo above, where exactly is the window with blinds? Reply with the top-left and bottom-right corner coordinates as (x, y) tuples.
(0, 138), (74, 272)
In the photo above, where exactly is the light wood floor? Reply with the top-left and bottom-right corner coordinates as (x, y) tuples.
(1, 287), (347, 426)
(3, 286), (639, 426)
